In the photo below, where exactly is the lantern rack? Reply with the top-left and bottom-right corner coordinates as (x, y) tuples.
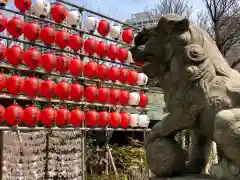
(0, 6), (137, 48)
(0, 62), (148, 91)
(0, 33), (140, 70)
(56, 0), (140, 31)
(0, 126), (150, 132)
(0, 93), (148, 111)
(0, 1), (151, 129)
(0, 1), (152, 180)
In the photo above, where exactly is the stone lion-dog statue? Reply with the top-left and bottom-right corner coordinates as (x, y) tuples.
(131, 14), (240, 179)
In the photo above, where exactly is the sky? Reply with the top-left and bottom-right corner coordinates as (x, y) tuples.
(69, 0), (205, 20)
(4, 0), (205, 21)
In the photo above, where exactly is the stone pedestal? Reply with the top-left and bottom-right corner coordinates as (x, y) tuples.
(149, 174), (214, 180)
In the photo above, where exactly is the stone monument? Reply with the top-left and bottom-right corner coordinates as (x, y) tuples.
(131, 14), (240, 180)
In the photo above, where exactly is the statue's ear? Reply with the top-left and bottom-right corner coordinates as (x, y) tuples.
(157, 17), (189, 34)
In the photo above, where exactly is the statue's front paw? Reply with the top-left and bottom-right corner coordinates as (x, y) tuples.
(210, 158), (239, 179)
(146, 137), (186, 177)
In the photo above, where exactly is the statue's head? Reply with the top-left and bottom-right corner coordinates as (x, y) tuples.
(131, 14), (236, 90)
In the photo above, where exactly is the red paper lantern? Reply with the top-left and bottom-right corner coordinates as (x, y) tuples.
(40, 79), (56, 99)
(84, 38), (97, 55)
(40, 106), (56, 127)
(56, 55), (70, 73)
(139, 92), (148, 108)
(6, 75), (23, 95)
(51, 3), (68, 23)
(70, 83), (84, 101)
(119, 90), (130, 106)
(69, 34), (84, 51)
(56, 107), (70, 127)
(99, 111), (109, 127)
(0, 12), (7, 32)
(39, 26), (55, 45)
(5, 104), (24, 126)
(135, 62), (144, 67)
(6, 45), (23, 66)
(109, 89), (120, 105)
(14, 0), (31, 12)
(55, 30), (70, 49)
(120, 112), (130, 128)
(98, 88), (109, 104)
(127, 70), (138, 85)
(41, 52), (57, 72)
(85, 85), (98, 102)
(54, 81), (70, 100)
(109, 112), (120, 128)
(0, 42), (6, 61)
(96, 64), (108, 81)
(69, 58), (84, 76)
(23, 22), (40, 41)
(96, 41), (108, 57)
(108, 66), (119, 81)
(23, 77), (41, 97)
(84, 61), (98, 79)
(97, 19), (110, 37)
(85, 110), (99, 127)
(107, 44), (118, 60)
(117, 47), (128, 62)
(23, 105), (40, 127)
(118, 68), (129, 84)
(0, 105), (5, 123)
(122, 28), (133, 44)
(0, 73), (6, 92)
(22, 48), (41, 69)
(7, 16), (23, 38)
(69, 108), (84, 127)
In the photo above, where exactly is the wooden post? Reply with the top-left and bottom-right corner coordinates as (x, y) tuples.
(106, 144), (118, 176)
(44, 130), (50, 180)
(0, 131), (3, 180)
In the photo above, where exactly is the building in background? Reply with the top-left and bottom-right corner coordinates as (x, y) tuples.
(123, 11), (159, 33)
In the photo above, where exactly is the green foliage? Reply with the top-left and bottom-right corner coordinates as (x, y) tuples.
(85, 137), (149, 180)
(112, 144), (147, 172)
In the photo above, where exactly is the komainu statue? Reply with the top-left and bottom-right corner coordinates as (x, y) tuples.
(131, 14), (240, 179)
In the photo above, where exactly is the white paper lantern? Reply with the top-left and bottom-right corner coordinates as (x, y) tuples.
(137, 73), (148, 85)
(32, 0), (51, 18)
(0, 0), (10, 7)
(130, 114), (139, 127)
(110, 24), (121, 39)
(139, 114), (150, 128)
(85, 16), (97, 33)
(126, 50), (134, 64)
(67, 10), (81, 28)
(128, 92), (140, 106)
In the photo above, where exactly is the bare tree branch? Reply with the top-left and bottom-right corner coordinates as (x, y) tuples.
(231, 58), (240, 68)
(146, 0), (193, 20)
(196, 0), (240, 69)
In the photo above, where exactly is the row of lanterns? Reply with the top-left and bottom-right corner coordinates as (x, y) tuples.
(0, 74), (148, 107)
(0, 14), (133, 62)
(0, 104), (150, 128)
(0, 44), (148, 86)
(0, 0), (133, 44)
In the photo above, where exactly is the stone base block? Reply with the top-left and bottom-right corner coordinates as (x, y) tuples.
(149, 174), (214, 180)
